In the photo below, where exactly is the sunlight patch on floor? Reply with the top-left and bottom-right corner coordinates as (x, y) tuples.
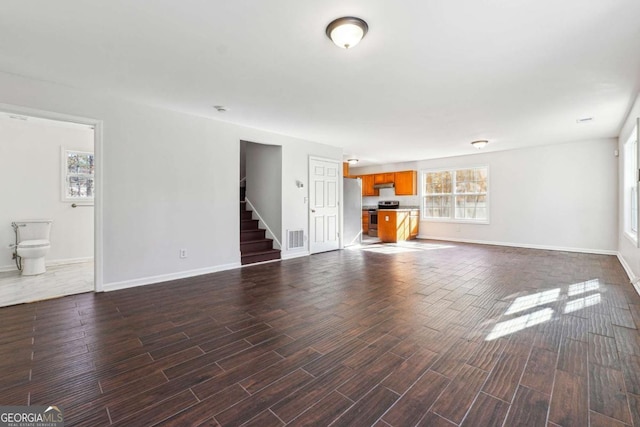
(568, 279), (600, 297)
(504, 288), (560, 315)
(486, 278), (603, 341)
(564, 293), (601, 314)
(486, 308), (554, 340)
(353, 240), (455, 254)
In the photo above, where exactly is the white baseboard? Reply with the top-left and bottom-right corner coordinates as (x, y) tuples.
(616, 252), (640, 295)
(0, 256), (94, 273)
(617, 252), (636, 282)
(281, 250), (310, 260)
(416, 235), (618, 256)
(102, 262), (241, 292)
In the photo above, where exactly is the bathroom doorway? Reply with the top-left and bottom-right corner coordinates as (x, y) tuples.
(0, 106), (102, 307)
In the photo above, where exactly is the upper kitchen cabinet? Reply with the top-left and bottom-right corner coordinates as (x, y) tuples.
(394, 171), (417, 195)
(374, 173), (395, 184)
(361, 174), (378, 196)
(343, 162), (353, 178)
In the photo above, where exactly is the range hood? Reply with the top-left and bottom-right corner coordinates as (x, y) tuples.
(373, 182), (395, 189)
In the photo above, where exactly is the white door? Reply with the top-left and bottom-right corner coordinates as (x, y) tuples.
(309, 157), (340, 254)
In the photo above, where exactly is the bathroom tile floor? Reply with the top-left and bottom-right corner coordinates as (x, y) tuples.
(0, 261), (93, 307)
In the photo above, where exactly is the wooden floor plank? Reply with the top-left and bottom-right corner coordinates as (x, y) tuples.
(331, 384), (399, 427)
(504, 385), (549, 427)
(460, 391), (510, 427)
(549, 370), (588, 427)
(431, 364), (488, 424)
(382, 369), (450, 426)
(519, 346), (557, 395)
(589, 364), (632, 424)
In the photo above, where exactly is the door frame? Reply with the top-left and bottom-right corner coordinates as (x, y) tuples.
(0, 103), (104, 292)
(308, 156), (342, 254)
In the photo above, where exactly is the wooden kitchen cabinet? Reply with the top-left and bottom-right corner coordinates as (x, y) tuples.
(362, 211), (369, 233)
(410, 209), (419, 238)
(361, 175), (379, 196)
(343, 162), (350, 177)
(394, 171), (417, 195)
(379, 211), (410, 243)
(374, 173), (395, 184)
(379, 209), (419, 243)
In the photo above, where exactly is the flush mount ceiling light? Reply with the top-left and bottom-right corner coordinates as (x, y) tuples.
(347, 158), (359, 165)
(471, 140), (489, 149)
(326, 17), (368, 49)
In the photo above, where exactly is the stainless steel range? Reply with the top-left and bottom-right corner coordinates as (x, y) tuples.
(368, 200), (400, 237)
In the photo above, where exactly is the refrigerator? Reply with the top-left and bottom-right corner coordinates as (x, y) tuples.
(343, 177), (363, 247)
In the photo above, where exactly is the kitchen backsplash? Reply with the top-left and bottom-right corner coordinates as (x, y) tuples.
(362, 187), (421, 208)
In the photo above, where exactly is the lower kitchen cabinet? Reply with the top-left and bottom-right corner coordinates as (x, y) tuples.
(362, 211), (369, 233)
(378, 209), (419, 243)
(410, 210), (419, 239)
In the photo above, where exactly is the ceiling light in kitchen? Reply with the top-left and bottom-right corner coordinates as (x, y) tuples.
(347, 158), (359, 165)
(471, 140), (489, 149)
(326, 17), (368, 49)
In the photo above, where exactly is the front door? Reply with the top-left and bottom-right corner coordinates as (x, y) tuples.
(309, 157), (340, 254)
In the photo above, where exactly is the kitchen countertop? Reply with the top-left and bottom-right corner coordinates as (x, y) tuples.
(378, 208), (420, 212)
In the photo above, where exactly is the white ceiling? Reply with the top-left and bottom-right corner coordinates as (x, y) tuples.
(1, 1), (639, 165)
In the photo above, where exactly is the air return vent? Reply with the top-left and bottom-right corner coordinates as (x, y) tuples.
(288, 230), (304, 249)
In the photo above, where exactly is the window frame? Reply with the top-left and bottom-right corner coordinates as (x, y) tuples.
(624, 121), (640, 246)
(421, 165), (490, 224)
(61, 147), (95, 204)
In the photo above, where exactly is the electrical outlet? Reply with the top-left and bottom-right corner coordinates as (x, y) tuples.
(179, 249), (187, 259)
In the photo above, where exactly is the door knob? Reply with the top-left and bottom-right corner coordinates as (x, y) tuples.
(311, 209), (316, 213)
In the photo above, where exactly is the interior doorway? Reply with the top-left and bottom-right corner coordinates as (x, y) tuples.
(0, 106), (102, 306)
(309, 157), (340, 254)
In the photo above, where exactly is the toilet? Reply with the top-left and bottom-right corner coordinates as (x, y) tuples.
(12, 220), (53, 276)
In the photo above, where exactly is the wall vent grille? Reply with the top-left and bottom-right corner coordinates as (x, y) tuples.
(288, 229), (305, 249)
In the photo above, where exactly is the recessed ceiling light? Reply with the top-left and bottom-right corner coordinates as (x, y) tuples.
(213, 105), (229, 112)
(576, 117), (594, 124)
(471, 140), (489, 149)
(326, 17), (368, 49)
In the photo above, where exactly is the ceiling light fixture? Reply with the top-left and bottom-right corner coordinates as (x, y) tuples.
(471, 140), (489, 149)
(347, 158), (359, 165)
(326, 17), (368, 49)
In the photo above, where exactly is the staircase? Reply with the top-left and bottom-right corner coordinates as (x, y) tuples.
(240, 201), (281, 265)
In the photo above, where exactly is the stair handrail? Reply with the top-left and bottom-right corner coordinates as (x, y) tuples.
(244, 197), (282, 249)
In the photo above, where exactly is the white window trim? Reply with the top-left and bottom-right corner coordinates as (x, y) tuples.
(61, 147), (95, 204)
(624, 123), (639, 246)
(420, 165), (490, 224)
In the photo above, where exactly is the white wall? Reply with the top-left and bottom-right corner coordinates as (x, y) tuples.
(245, 142), (282, 248)
(0, 71), (341, 290)
(353, 138), (618, 253)
(618, 93), (640, 281)
(0, 116), (94, 270)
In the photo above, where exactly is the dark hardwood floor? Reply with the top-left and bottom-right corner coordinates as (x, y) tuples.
(1, 240), (638, 426)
